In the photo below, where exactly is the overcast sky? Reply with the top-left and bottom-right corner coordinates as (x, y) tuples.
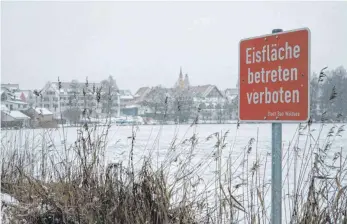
(1, 1), (347, 93)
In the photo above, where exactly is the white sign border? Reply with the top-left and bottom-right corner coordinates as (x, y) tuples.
(237, 27), (311, 123)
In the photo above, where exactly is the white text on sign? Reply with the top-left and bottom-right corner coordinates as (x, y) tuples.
(245, 42), (302, 105)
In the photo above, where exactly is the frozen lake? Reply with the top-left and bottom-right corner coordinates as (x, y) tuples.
(2, 122), (346, 223)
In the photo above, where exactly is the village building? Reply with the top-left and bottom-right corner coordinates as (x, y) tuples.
(1, 85), (31, 111)
(31, 81), (100, 118)
(1, 105), (31, 128)
(30, 78), (137, 122)
(23, 107), (57, 128)
(125, 68), (232, 122)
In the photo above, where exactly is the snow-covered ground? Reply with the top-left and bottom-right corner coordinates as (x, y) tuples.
(1, 123), (346, 223)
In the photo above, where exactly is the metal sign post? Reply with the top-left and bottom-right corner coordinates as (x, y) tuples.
(271, 28), (283, 224)
(272, 122), (282, 223)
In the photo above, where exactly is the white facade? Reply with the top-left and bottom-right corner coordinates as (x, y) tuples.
(1, 86), (29, 111)
(33, 107), (54, 122)
(33, 82), (102, 118)
(2, 100), (28, 111)
(191, 85), (226, 107)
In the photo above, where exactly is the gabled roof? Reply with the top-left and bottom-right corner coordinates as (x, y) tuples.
(2, 110), (30, 120)
(145, 86), (174, 99)
(34, 107), (53, 115)
(40, 82), (60, 95)
(188, 85), (223, 98)
(41, 81), (102, 96)
(5, 100), (28, 105)
(135, 87), (150, 97)
(51, 81), (102, 89)
(134, 87), (151, 102)
(131, 85), (224, 106)
(1, 87), (15, 99)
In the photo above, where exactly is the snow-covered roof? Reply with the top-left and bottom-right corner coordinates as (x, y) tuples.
(50, 81), (102, 92)
(35, 107), (53, 115)
(1, 88), (13, 98)
(188, 85), (222, 98)
(5, 100), (28, 105)
(135, 87), (151, 97)
(2, 110), (30, 120)
(1, 104), (9, 111)
(120, 95), (134, 100)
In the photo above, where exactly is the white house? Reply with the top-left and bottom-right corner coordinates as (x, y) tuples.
(2, 100), (28, 111)
(33, 81), (103, 118)
(32, 107), (53, 122)
(189, 85), (226, 107)
(1, 86), (29, 111)
(119, 90), (134, 106)
(1, 107), (31, 127)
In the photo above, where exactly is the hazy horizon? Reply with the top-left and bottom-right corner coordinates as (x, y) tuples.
(2, 1), (347, 93)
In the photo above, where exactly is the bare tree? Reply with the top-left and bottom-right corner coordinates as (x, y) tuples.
(63, 107), (82, 126)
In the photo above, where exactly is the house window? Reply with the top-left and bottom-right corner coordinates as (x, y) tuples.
(10, 105), (13, 110)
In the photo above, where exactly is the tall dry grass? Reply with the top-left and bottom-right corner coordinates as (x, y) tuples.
(1, 119), (346, 223)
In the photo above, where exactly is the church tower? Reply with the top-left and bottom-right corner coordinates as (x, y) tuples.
(175, 67), (186, 89)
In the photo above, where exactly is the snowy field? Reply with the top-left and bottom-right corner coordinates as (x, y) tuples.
(2, 123), (346, 223)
